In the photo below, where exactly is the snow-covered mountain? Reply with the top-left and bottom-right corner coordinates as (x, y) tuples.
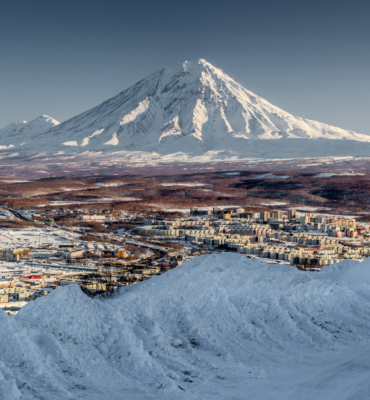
(0, 115), (59, 150)
(1, 253), (370, 399)
(1, 59), (369, 159)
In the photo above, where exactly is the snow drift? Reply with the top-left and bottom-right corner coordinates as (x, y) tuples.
(1, 253), (370, 400)
(1, 59), (370, 160)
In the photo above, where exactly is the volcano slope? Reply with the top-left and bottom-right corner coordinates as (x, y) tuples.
(1, 253), (370, 400)
(3, 59), (370, 161)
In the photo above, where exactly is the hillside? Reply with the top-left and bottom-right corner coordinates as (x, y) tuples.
(0, 115), (59, 150)
(1, 253), (370, 399)
(0, 60), (370, 160)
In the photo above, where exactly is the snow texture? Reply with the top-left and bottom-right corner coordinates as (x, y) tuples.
(316, 172), (365, 178)
(0, 116), (59, 148)
(1, 253), (370, 399)
(256, 173), (291, 179)
(1, 60), (370, 160)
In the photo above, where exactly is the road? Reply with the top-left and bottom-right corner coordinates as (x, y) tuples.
(25, 262), (99, 272)
(4, 207), (33, 222)
(54, 226), (169, 253)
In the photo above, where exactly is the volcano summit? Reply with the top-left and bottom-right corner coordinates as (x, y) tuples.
(1, 59), (370, 160)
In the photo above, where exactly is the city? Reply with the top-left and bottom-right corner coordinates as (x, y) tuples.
(1, 201), (369, 315)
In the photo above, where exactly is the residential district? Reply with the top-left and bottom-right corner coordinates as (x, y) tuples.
(0, 204), (369, 314)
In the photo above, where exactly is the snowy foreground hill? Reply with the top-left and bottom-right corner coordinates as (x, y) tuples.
(1, 253), (370, 400)
(1, 59), (370, 160)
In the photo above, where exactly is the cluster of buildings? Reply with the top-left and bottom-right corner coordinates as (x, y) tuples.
(1, 203), (369, 308)
(15, 208), (123, 224)
(137, 208), (370, 269)
(0, 266), (58, 314)
(0, 216), (184, 313)
(0, 263), (158, 315)
(0, 232), (135, 265)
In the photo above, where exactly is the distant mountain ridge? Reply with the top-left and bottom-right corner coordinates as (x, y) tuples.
(1, 59), (369, 159)
(0, 115), (59, 150)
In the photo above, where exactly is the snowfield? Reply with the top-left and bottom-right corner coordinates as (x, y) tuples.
(1, 253), (370, 399)
(256, 173), (291, 179)
(161, 182), (210, 187)
(316, 172), (365, 178)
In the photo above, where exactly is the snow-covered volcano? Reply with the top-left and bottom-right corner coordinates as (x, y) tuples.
(1, 59), (370, 159)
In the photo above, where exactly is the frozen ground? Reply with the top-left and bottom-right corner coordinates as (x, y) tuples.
(1, 253), (370, 399)
(196, 189), (233, 196)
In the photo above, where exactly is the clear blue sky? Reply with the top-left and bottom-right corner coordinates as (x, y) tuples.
(1, 0), (369, 133)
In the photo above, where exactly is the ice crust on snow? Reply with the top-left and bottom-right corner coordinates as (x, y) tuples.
(1, 253), (370, 399)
